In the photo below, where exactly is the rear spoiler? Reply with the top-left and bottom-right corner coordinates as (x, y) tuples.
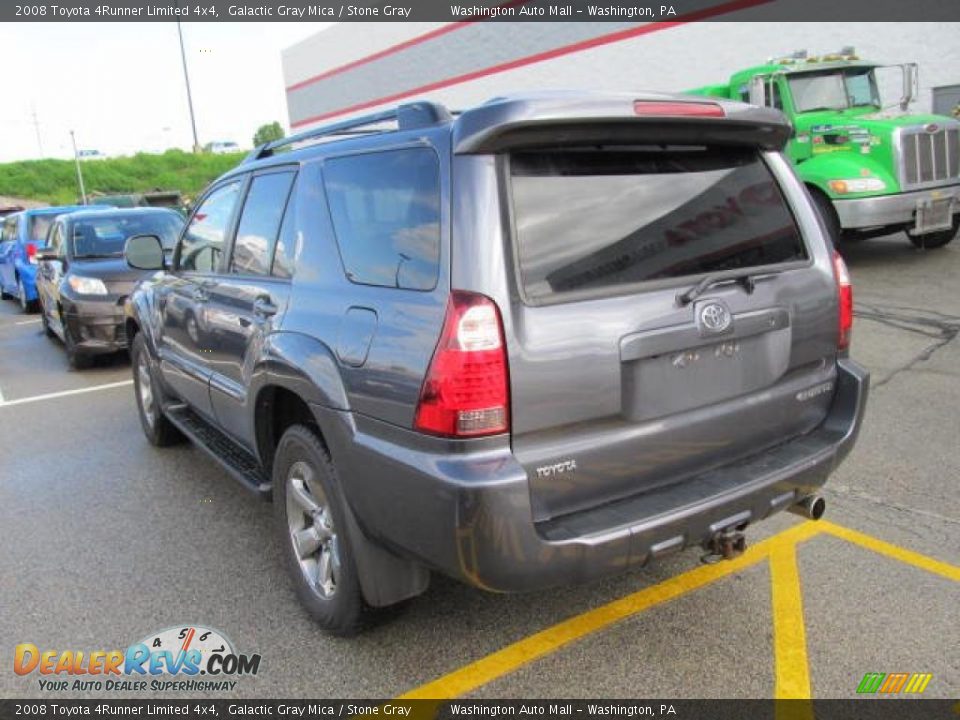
(452, 94), (792, 154)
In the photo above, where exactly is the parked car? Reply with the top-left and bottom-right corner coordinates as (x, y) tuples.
(123, 93), (869, 635)
(35, 207), (183, 368)
(207, 141), (240, 155)
(0, 206), (91, 312)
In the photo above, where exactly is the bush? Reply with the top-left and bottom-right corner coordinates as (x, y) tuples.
(0, 150), (243, 205)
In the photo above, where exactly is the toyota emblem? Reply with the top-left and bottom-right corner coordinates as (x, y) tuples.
(698, 302), (733, 335)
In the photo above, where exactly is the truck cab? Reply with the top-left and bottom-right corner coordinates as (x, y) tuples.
(690, 49), (960, 249)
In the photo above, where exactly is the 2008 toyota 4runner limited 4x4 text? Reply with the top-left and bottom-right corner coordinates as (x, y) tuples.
(122, 92), (869, 634)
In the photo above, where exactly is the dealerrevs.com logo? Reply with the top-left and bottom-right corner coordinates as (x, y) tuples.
(14, 625), (261, 692)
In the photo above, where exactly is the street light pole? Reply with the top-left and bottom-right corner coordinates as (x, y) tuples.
(70, 130), (87, 205)
(176, 18), (201, 152)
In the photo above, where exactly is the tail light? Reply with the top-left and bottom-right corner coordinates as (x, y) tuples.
(414, 290), (510, 437)
(26, 243), (38, 264)
(832, 251), (853, 350)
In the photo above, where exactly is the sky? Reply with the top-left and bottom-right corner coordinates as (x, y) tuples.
(0, 22), (332, 162)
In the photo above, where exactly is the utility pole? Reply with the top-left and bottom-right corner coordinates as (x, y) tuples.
(31, 105), (44, 157)
(176, 17), (201, 153)
(70, 130), (87, 205)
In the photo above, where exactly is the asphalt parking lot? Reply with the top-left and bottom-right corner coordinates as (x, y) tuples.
(1, 233), (958, 701)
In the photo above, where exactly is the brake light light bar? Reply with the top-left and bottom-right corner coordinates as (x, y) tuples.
(633, 100), (725, 118)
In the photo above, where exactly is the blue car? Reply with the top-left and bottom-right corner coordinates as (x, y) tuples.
(0, 206), (92, 311)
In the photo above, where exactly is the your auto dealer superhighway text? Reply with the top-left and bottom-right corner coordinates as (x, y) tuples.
(228, 4), (413, 17)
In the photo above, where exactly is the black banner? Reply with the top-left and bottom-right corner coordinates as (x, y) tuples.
(2, 0), (959, 23)
(0, 700), (955, 720)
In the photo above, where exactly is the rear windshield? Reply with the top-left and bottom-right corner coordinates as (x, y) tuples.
(72, 213), (184, 258)
(29, 215), (56, 243)
(510, 146), (807, 302)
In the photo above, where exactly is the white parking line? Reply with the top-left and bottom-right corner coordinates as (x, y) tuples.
(0, 380), (133, 409)
(14, 319), (41, 325)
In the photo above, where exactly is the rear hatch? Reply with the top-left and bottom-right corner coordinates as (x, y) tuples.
(501, 135), (839, 522)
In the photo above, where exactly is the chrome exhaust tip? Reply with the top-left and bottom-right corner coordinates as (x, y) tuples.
(789, 495), (826, 521)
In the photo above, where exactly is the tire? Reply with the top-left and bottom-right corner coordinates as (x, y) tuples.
(17, 277), (37, 313)
(907, 216), (958, 249)
(38, 298), (56, 339)
(810, 189), (841, 250)
(63, 322), (93, 370)
(131, 332), (184, 447)
(273, 424), (367, 636)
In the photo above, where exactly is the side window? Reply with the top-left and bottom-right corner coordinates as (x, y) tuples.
(229, 171), (295, 276)
(2, 217), (16, 241)
(323, 147), (441, 290)
(177, 181), (241, 273)
(765, 81), (784, 110)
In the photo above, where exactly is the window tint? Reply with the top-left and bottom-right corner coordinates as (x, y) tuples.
(178, 181), (241, 273)
(230, 172), (295, 276)
(510, 147), (807, 302)
(323, 148), (440, 290)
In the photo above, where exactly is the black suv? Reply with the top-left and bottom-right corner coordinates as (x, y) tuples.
(124, 93), (868, 634)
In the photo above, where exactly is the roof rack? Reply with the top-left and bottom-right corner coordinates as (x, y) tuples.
(243, 101), (454, 164)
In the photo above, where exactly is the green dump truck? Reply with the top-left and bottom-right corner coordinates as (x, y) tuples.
(690, 49), (960, 248)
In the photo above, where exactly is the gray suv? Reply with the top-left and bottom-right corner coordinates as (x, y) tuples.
(123, 92), (869, 634)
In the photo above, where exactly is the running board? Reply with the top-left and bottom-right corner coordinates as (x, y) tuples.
(164, 405), (271, 498)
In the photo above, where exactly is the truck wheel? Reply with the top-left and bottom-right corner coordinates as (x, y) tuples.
(273, 425), (367, 636)
(810, 189), (841, 249)
(907, 217), (958, 249)
(131, 333), (183, 446)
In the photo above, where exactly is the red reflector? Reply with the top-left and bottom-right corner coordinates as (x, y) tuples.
(414, 291), (510, 438)
(832, 251), (853, 351)
(26, 242), (37, 259)
(633, 100), (725, 118)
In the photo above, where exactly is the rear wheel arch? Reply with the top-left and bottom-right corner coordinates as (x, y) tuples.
(255, 384), (322, 475)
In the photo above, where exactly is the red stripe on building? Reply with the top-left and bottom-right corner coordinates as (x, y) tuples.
(286, 0), (533, 93)
(289, 0), (773, 128)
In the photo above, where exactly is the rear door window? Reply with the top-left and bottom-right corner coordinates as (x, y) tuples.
(230, 171), (296, 276)
(322, 147), (440, 291)
(509, 146), (807, 302)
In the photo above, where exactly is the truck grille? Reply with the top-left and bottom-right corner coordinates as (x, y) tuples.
(897, 123), (960, 190)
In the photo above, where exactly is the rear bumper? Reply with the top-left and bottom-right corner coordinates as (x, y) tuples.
(834, 185), (960, 229)
(64, 299), (128, 353)
(328, 359), (869, 593)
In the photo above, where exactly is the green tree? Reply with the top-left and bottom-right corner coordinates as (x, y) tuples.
(253, 121), (285, 147)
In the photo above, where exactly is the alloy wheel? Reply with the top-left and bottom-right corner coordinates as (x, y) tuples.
(286, 460), (340, 599)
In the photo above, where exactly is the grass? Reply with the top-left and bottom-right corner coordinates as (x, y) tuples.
(0, 149), (243, 205)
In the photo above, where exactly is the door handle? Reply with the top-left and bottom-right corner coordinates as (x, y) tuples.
(253, 297), (278, 317)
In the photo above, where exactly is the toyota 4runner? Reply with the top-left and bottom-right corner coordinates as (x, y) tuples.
(122, 92), (869, 634)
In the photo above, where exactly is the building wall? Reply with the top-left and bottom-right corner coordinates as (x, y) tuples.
(282, 19), (960, 129)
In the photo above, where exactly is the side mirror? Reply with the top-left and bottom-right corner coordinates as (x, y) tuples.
(124, 234), (166, 271)
(35, 249), (59, 262)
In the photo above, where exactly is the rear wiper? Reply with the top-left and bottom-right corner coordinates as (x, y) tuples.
(676, 271), (760, 306)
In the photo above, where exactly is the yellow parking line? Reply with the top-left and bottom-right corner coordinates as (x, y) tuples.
(400, 521), (822, 700)
(769, 539), (812, 703)
(818, 520), (960, 582)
